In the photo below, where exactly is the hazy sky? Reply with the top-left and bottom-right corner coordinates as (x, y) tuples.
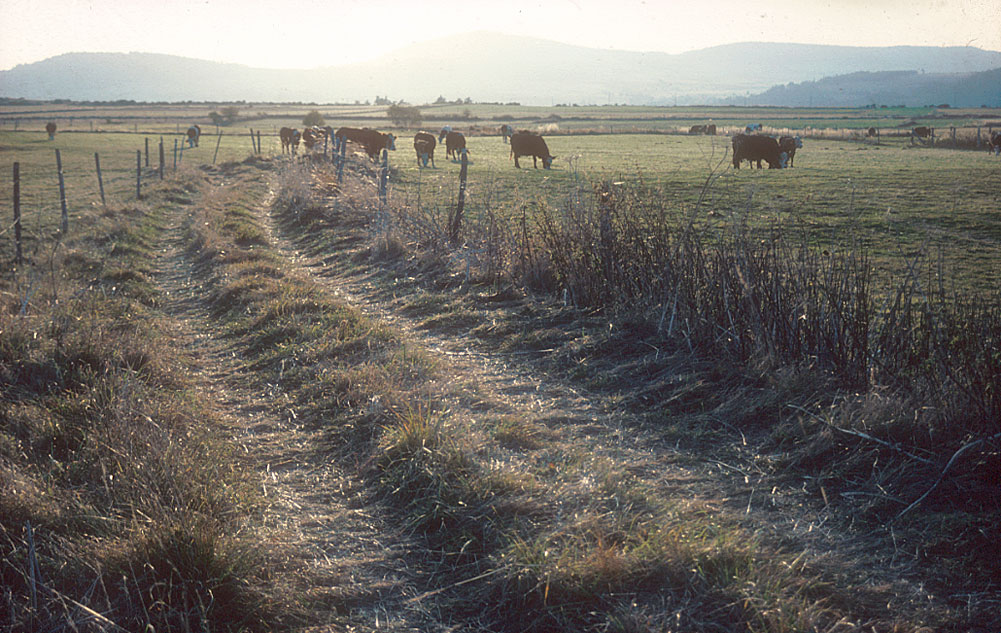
(1, 0), (999, 71)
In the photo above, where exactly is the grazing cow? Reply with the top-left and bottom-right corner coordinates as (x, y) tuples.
(866, 127), (877, 137)
(510, 132), (555, 169)
(302, 126), (327, 150)
(438, 126), (452, 143)
(706, 123), (717, 135)
(912, 126), (932, 138)
(777, 136), (803, 167)
(442, 131), (466, 160)
(279, 127), (301, 154)
(745, 123), (763, 133)
(732, 134), (786, 169)
(335, 127), (396, 161)
(987, 131), (1000, 156)
(689, 125), (706, 135)
(186, 125), (201, 148)
(500, 124), (514, 143)
(413, 131), (436, 167)
(45, 122), (56, 140)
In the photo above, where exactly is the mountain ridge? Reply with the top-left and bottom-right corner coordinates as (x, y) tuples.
(2, 33), (1000, 105)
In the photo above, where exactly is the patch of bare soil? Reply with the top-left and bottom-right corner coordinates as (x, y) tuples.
(150, 177), (431, 631)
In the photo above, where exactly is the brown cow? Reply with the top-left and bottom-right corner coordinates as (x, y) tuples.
(441, 130), (466, 160)
(777, 136), (803, 167)
(510, 132), (554, 169)
(45, 122), (56, 140)
(335, 127), (396, 161)
(279, 127), (301, 154)
(186, 125), (201, 147)
(989, 131), (1001, 156)
(732, 134), (786, 169)
(302, 126), (327, 150)
(413, 131), (436, 167)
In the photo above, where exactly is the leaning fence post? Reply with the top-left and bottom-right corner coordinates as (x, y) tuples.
(145, 137), (149, 167)
(136, 150), (142, 199)
(450, 149), (468, 244)
(55, 149), (68, 235)
(379, 149), (388, 205)
(13, 162), (22, 265)
(213, 131), (222, 164)
(249, 128), (257, 153)
(95, 152), (106, 206)
(257, 130), (262, 154)
(159, 138), (165, 180)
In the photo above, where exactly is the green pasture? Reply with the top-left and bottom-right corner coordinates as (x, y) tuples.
(386, 131), (1001, 294)
(0, 129), (260, 260)
(3, 123), (999, 294)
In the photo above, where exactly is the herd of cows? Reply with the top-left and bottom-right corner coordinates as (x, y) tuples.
(37, 120), (1001, 170)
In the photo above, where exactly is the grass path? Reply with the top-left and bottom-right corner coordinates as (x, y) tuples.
(148, 168), (428, 631)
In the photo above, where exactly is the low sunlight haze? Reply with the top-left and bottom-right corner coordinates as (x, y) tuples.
(1, 0), (999, 70)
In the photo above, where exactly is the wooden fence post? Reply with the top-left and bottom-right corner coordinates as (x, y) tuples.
(976, 127), (981, 148)
(136, 150), (142, 199)
(13, 162), (22, 265)
(55, 149), (68, 235)
(95, 152), (106, 206)
(257, 130), (261, 154)
(337, 136), (346, 183)
(249, 128), (257, 153)
(450, 149), (468, 244)
(145, 137), (149, 167)
(213, 131), (222, 164)
(378, 149), (388, 205)
(173, 139), (178, 171)
(159, 138), (165, 180)
(951, 127), (956, 145)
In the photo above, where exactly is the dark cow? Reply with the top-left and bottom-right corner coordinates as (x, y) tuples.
(866, 127), (877, 137)
(279, 127), (301, 154)
(706, 123), (717, 135)
(689, 125), (706, 135)
(335, 127), (396, 161)
(414, 131), (436, 167)
(45, 122), (56, 140)
(186, 124), (201, 148)
(302, 126), (327, 150)
(777, 136), (803, 167)
(912, 126), (932, 138)
(510, 132), (555, 169)
(441, 131), (466, 160)
(988, 131), (1000, 156)
(732, 134), (786, 169)
(500, 124), (514, 143)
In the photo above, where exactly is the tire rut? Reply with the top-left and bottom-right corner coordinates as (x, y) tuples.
(150, 184), (428, 632)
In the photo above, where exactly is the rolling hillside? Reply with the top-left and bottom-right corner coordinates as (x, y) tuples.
(1, 32), (1000, 105)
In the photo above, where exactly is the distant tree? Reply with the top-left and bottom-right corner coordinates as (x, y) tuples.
(220, 106), (240, 123)
(374, 95), (392, 106)
(209, 111), (224, 126)
(435, 95), (448, 104)
(303, 109), (325, 126)
(387, 103), (422, 127)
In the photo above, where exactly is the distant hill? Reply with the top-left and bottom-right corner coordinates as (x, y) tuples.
(742, 68), (1001, 107)
(2, 33), (1000, 105)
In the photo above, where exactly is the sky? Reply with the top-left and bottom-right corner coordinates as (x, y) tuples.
(1, 0), (999, 71)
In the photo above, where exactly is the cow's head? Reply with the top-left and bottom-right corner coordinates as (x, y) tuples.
(793, 136), (803, 149)
(542, 155), (555, 169)
(385, 133), (396, 151)
(439, 126), (452, 142)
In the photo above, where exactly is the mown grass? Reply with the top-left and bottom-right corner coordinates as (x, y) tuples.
(0, 168), (286, 630)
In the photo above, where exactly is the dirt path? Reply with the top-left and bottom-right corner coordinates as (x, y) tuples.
(150, 186), (429, 632)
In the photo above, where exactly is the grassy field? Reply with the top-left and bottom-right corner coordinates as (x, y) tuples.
(4, 102), (1000, 292)
(386, 131), (1001, 295)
